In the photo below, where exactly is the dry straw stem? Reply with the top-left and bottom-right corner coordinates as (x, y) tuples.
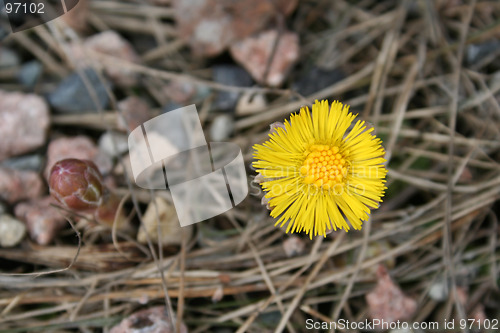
(1, 0), (500, 332)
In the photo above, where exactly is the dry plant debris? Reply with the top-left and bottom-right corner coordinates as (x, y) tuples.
(0, 0), (499, 332)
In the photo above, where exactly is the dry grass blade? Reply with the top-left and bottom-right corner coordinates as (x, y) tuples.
(1, 0), (499, 332)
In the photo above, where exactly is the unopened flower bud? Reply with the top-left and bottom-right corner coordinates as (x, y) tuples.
(49, 158), (104, 211)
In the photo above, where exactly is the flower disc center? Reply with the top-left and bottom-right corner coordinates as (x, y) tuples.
(300, 144), (347, 189)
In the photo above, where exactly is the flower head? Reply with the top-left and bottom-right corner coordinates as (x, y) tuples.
(253, 100), (387, 238)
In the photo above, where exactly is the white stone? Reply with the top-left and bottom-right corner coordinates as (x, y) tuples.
(0, 214), (26, 247)
(210, 115), (234, 141)
(137, 197), (193, 246)
(99, 132), (129, 157)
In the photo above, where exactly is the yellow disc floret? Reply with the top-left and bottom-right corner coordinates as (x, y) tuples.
(301, 144), (347, 189)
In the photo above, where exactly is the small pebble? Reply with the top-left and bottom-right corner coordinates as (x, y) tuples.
(61, 0), (89, 33)
(236, 92), (267, 115)
(44, 135), (112, 180)
(210, 114), (234, 141)
(293, 66), (345, 97)
(211, 285), (224, 303)
(230, 29), (300, 87)
(15, 196), (67, 246)
(116, 96), (152, 132)
(283, 236), (305, 257)
(0, 47), (20, 67)
(0, 90), (49, 161)
(428, 279), (448, 301)
(366, 265), (417, 322)
(110, 306), (187, 333)
(0, 167), (44, 204)
(69, 31), (139, 86)
(47, 68), (111, 114)
(163, 81), (196, 104)
(0, 214), (26, 247)
(466, 40), (500, 65)
(1, 154), (43, 172)
(162, 102), (183, 114)
(173, 0), (297, 56)
(18, 60), (43, 88)
(99, 132), (129, 157)
(137, 197), (193, 246)
(212, 65), (253, 111)
(0, 27), (9, 42)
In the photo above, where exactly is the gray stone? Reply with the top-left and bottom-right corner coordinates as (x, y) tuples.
(0, 214), (26, 247)
(47, 68), (111, 113)
(212, 65), (253, 111)
(0, 47), (20, 67)
(1, 154), (43, 172)
(162, 102), (183, 114)
(18, 60), (43, 88)
(467, 40), (500, 65)
(293, 66), (345, 97)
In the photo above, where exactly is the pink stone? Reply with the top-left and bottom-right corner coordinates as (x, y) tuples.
(110, 306), (187, 333)
(116, 96), (152, 132)
(44, 136), (111, 180)
(174, 0), (297, 56)
(61, 0), (89, 33)
(283, 236), (305, 257)
(163, 81), (196, 104)
(366, 265), (417, 322)
(69, 31), (139, 86)
(230, 30), (299, 87)
(15, 196), (67, 245)
(0, 167), (44, 204)
(0, 90), (49, 161)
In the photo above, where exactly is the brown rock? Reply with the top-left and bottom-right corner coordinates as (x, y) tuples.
(116, 96), (152, 132)
(0, 167), (44, 204)
(15, 196), (67, 245)
(110, 306), (187, 333)
(230, 29), (299, 87)
(44, 136), (112, 180)
(366, 265), (417, 323)
(174, 0), (297, 56)
(0, 90), (49, 161)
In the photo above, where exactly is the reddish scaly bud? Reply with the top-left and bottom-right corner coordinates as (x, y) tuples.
(49, 158), (104, 212)
(49, 158), (128, 230)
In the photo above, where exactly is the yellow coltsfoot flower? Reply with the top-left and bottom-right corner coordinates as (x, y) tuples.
(253, 100), (387, 238)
